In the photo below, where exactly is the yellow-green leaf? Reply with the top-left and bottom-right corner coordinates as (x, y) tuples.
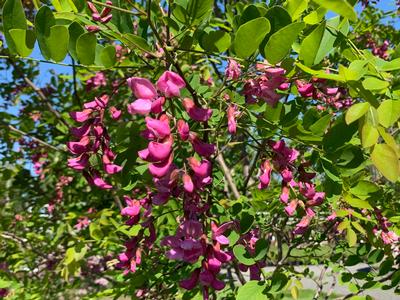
(377, 100), (400, 128)
(346, 227), (357, 247)
(371, 144), (400, 182)
(311, 0), (357, 22)
(345, 102), (370, 124)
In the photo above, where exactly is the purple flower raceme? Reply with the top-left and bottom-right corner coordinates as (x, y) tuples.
(67, 94), (122, 189)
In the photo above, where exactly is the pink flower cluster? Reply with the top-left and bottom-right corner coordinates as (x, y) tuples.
(225, 59), (241, 81)
(86, 72), (107, 91)
(366, 37), (390, 60)
(87, 1), (112, 24)
(47, 175), (73, 213)
(296, 79), (353, 110)
(67, 94), (122, 189)
(161, 220), (233, 298)
(237, 229), (266, 280)
(117, 194), (155, 274)
(126, 71), (216, 207)
(258, 140), (325, 235)
(18, 138), (47, 179)
(373, 208), (399, 245)
(243, 66), (289, 106)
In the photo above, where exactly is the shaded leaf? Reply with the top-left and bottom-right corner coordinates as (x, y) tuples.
(234, 17), (271, 58)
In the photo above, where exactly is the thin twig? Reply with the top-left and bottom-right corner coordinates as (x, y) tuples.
(71, 58), (81, 106)
(23, 77), (70, 128)
(215, 153), (240, 199)
(1, 123), (64, 152)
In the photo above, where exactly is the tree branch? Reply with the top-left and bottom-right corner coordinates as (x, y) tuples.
(215, 153), (240, 199)
(1, 123), (64, 152)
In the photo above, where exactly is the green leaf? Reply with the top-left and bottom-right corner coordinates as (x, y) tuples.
(234, 17), (271, 58)
(362, 77), (389, 91)
(377, 58), (400, 71)
(233, 245), (255, 266)
(314, 17), (342, 65)
(89, 222), (103, 240)
(269, 272), (289, 292)
(311, 0), (357, 22)
(285, 0), (308, 20)
(100, 45), (116, 68)
(240, 212), (255, 234)
(264, 22), (305, 64)
(9, 29), (35, 57)
(237, 281), (267, 300)
(187, 0), (213, 23)
(344, 194), (373, 209)
(265, 6), (292, 35)
(76, 32), (97, 65)
(345, 102), (370, 125)
(368, 249), (384, 264)
(309, 114), (331, 135)
(299, 21), (325, 66)
(68, 22), (84, 61)
(303, 7), (326, 25)
(350, 181), (379, 197)
(172, 4), (187, 24)
(3, 0), (27, 53)
(346, 227), (357, 247)
(200, 30), (231, 53)
(46, 25), (69, 62)
(239, 5), (261, 25)
(123, 33), (152, 53)
(352, 222), (366, 235)
(344, 60), (368, 81)
(379, 259), (393, 276)
(296, 62), (345, 82)
(253, 239), (268, 261)
(35, 6), (56, 59)
(371, 144), (400, 182)
(377, 100), (400, 128)
(361, 121), (379, 148)
(337, 219), (350, 231)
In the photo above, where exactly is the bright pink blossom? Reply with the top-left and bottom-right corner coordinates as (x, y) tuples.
(156, 71), (186, 97)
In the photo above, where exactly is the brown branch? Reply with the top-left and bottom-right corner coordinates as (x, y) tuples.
(215, 153), (240, 199)
(23, 77), (70, 128)
(1, 123), (64, 152)
(146, 0), (201, 106)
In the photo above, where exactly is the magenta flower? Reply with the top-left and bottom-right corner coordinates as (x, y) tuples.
(148, 154), (174, 178)
(258, 160), (272, 189)
(182, 98), (213, 122)
(161, 220), (204, 263)
(145, 116), (171, 139)
(188, 157), (212, 178)
(225, 59), (241, 80)
(177, 119), (190, 140)
(284, 200), (298, 216)
(183, 173), (194, 193)
(227, 104), (239, 134)
(69, 109), (92, 122)
(67, 154), (89, 170)
(74, 216), (90, 231)
(110, 106), (122, 120)
(87, 1), (113, 24)
(211, 222), (233, 245)
(127, 77), (157, 99)
(156, 71), (186, 97)
(127, 99), (152, 115)
(121, 196), (141, 217)
(67, 136), (90, 155)
(189, 132), (216, 157)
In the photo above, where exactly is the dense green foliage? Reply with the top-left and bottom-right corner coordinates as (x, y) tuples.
(0, 0), (400, 299)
